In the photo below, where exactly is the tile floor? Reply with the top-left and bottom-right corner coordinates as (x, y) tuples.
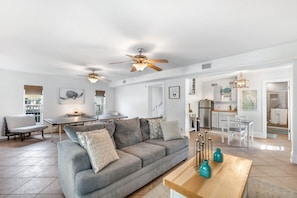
(0, 130), (296, 197)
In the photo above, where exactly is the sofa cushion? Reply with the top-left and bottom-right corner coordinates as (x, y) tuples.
(75, 150), (142, 195)
(84, 130), (119, 173)
(140, 118), (150, 141)
(120, 142), (166, 167)
(148, 118), (163, 139)
(160, 120), (184, 141)
(114, 117), (143, 149)
(64, 123), (115, 144)
(145, 137), (188, 155)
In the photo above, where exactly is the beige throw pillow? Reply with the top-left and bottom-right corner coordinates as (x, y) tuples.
(77, 129), (106, 149)
(84, 129), (119, 173)
(160, 120), (184, 141)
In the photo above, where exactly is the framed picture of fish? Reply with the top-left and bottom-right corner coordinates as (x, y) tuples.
(59, 88), (85, 104)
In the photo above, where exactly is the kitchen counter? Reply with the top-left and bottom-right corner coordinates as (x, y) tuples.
(212, 110), (237, 113)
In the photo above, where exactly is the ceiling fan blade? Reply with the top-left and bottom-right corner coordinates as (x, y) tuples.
(146, 59), (168, 63)
(126, 54), (135, 58)
(147, 63), (162, 71)
(109, 61), (131, 64)
(131, 66), (137, 72)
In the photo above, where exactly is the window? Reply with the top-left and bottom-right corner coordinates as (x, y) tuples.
(24, 85), (43, 123)
(95, 90), (105, 115)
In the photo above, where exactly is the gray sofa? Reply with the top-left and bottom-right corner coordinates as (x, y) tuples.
(58, 117), (189, 198)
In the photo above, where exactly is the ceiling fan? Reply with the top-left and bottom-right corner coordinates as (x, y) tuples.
(110, 48), (169, 72)
(82, 69), (110, 83)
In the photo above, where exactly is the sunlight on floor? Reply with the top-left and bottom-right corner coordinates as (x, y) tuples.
(260, 144), (285, 151)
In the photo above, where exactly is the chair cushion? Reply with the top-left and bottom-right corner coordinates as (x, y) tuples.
(83, 130), (119, 173)
(114, 117), (143, 149)
(5, 115), (36, 130)
(160, 120), (184, 141)
(120, 142), (166, 167)
(75, 150), (141, 195)
(145, 137), (188, 155)
(9, 125), (48, 133)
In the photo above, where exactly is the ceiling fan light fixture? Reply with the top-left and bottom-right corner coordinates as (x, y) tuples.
(233, 73), (249, 88)
(133, 63), (147, 71)
(88, 77), (98, 83)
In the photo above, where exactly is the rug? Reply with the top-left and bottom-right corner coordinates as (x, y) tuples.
(144, 178), (297, 198)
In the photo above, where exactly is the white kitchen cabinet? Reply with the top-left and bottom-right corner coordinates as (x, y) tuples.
(212, 112), (219, 128)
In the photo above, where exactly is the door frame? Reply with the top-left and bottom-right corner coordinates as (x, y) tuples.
(148, 83), (165, 118)
(262, 79), (291, 140)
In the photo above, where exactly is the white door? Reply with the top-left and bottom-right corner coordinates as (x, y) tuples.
(148, 84), (164, 118)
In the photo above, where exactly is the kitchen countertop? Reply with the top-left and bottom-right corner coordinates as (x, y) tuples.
(212, 110), (237, 113)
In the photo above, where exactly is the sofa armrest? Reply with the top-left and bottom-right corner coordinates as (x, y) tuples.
(57, 140), (92, 198)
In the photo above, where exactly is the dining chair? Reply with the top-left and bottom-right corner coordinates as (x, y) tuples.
(227, 117), (247, 146)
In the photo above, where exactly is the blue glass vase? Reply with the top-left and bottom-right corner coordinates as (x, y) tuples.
(199, 160), (211, 178)
(213, 148), (223, 163)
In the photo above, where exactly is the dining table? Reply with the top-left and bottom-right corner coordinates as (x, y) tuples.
(220, 118), (254, 147)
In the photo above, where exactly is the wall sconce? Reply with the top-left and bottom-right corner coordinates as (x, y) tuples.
(233, 73), (249, 88)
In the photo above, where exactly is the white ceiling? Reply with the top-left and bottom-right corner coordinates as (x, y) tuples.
(1, 0), (297, 82)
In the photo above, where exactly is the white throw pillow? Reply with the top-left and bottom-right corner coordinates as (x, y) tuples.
(160, 120), (184, 141)
(84, 129), (119, 173)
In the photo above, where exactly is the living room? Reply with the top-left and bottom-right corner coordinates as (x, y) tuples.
(1, 1), (297, 197)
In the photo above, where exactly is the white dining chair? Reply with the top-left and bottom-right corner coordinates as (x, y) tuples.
(227, 117), (247, 146)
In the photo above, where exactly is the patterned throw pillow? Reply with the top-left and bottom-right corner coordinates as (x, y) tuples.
(148, 119), (163, 139)
(77, 129), (106, 149)
(160, 120), (184, 141)
(84, 129), (119, 173)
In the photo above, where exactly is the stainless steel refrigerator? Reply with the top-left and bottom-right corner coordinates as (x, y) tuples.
(198, 99), (214, 129)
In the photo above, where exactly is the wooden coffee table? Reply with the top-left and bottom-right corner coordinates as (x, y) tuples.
(163, 154), (252, 198)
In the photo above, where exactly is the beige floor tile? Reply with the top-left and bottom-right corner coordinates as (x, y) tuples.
(12, 178), (55, 194)
(40, 179), (63, 194)
(0, 177), (31, 194)
(275, 176), (297, 191)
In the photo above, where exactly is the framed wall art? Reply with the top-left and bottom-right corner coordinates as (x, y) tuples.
(59, 88), (85, 104)
(242, 90), (257, 110)
(169, 86), (180, 99)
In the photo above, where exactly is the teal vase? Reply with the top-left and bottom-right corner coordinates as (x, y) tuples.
(214, 148), (223, 163)
(199, 160), (211, 178)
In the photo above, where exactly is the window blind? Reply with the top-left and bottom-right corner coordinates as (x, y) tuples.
(96, 90), (105, 97)
(24, 85), (43, 95)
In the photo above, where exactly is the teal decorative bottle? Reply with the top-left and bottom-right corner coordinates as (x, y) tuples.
(199, 160), (211, 178)
(213, 148), (223, 163)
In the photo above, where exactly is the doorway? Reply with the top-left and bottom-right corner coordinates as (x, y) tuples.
(266, 81), (290, 140)
(148, 84), (164, 118)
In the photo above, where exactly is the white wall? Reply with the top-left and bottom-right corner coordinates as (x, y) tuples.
(291, 64), (297, 163)
(236, 67), (290, 138)
(0, 70), (115, 137)
(114, 78), (188, 136)
(114, 83), (149, 118)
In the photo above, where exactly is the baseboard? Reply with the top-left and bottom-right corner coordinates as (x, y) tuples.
(290, 152), (297, 164)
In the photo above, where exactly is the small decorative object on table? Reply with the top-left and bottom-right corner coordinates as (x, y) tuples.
(199, 160), (211, 178)
(195, 130), (213, 178)
(213, 148), (223, 163)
